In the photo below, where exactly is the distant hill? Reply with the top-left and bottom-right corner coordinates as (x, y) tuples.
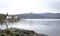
(14, 13), (60, 19)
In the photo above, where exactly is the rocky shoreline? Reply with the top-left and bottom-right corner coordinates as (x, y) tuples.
(0, 28), (48, 36)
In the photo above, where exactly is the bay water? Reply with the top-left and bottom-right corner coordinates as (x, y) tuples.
(0, 19), (60, 36)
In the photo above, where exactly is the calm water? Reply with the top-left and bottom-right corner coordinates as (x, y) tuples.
(0, 19), (60, 36)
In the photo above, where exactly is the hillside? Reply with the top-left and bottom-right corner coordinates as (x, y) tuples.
(15, 13), (60, 19)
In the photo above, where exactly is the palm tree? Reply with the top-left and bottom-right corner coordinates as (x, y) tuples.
(5, 13), (9, 29)
(11, 16), (15, 26)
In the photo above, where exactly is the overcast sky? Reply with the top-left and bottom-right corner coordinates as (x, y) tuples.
(0, 0), (60, 14)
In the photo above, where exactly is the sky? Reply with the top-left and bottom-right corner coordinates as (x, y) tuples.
(0, 0), (60, 14)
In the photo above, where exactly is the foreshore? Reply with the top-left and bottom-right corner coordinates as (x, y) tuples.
(0, 28), (48, 36)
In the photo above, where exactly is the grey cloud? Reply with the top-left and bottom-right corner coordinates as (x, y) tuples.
(0, 0), (9, 9)
(47, 0), (60, 12)
(51, 2), (60, 10)
(0, 3), (8, 9)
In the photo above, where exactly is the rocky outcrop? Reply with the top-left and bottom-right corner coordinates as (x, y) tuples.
(9, 28), (48, 36)
(0, 28), (48, 36)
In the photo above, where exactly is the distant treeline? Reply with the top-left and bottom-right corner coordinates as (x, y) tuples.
(14, 13), (60, 19)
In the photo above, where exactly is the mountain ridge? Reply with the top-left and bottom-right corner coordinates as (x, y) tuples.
(14, 13), (60, 19)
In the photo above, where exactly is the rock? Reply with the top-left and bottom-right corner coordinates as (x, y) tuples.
(0, 28), (48, 36)
(9, 28), (48, 36)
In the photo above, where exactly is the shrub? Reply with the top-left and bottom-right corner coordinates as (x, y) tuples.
(5, 29), (11, 34)
(0, 33), (5, 36)
(15, 32), (20, 36)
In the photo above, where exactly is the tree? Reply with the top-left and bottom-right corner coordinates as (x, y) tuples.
(0, 14), (8, 29)
(0, 13), (21, 29)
